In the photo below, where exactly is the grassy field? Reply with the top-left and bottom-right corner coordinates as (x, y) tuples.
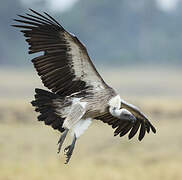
(0, 66), (182, 180)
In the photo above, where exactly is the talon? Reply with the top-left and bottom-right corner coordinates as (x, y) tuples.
(57, 138), (61, 145)
(57, 129), (69, 154)
(57, 144), (62, 154)
(64, 149), (72, 163)
(65, 158), (69, 164)
(64, 146), (70, 152)
(63, 134), (77, 164)
(64, 151), (72, 164)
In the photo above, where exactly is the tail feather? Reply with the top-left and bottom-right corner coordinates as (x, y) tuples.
(31, 88), (65, 132)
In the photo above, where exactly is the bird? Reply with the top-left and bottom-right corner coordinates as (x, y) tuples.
(13, 9), (156, 164)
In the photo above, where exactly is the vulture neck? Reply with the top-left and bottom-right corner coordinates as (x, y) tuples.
(108, 95), (121, 117)
(108, 96), (143, 119)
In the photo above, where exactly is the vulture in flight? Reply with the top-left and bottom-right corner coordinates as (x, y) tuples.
(13, 9), (156, 164)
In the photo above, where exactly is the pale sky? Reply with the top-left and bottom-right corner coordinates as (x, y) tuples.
(20, 0), (79, 12)
(156, 0), (180, 11)
(20, 0), (180, 12)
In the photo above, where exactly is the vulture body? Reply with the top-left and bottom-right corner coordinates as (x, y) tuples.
(13, 9), (156, 164)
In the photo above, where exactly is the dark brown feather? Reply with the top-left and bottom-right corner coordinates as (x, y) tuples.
(32, 88), (66, 132)
(95, 109), (155, 140)
(138, 121), (146, 141)
(14, 19), (42, 27)
(128, 121), (140, 139)
(120, 123), (133, 137)
(114, 122), (129, 136)
(29, 8), (56, 25)
(13, 9), (107, 96)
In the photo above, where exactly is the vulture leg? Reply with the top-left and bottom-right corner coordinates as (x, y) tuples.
(57, 128), (69, 153)
(64, 134), (77, 164)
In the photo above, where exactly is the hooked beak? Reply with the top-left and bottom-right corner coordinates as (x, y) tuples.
(119, 99), (156, 139)
(119, 109), (137, 123)
(120, 99), (149, 121)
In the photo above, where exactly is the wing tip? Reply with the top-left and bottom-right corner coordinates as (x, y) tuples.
(151, 126), (156, 134)
(128, 134), (133, 140)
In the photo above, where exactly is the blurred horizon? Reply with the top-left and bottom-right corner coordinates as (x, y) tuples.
(1, 0), (182, 67)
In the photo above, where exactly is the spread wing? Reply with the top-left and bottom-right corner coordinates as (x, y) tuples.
(95, 107), (156, 141)
(13, 9), (108, 96)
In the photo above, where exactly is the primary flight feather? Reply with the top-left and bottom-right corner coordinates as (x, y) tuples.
(13, 9), (156, 164)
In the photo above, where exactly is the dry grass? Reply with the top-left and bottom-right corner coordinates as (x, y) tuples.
(0, 66), (182, 180)
(0, 118), (182, 180)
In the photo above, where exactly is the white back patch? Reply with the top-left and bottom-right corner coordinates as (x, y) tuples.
(72, 98), (87, 108)
(72, 118), (92, 138)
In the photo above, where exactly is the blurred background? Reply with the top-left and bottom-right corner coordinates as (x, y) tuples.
(0, 0), (182, 180)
